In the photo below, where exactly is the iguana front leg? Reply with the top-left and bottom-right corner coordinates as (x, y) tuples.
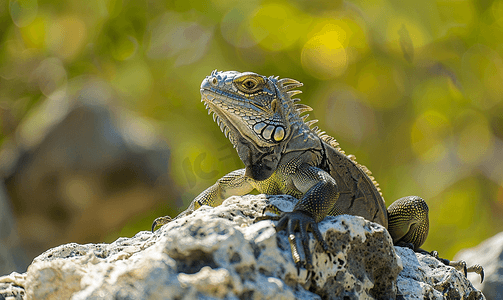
(152, 169), (254, 231)
(261, 164), (340, 270)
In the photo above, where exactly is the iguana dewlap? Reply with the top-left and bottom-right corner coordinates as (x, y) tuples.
(153, 70), (483, 282)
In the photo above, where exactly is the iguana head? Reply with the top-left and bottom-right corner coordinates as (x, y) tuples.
(200, 70), (309, 180)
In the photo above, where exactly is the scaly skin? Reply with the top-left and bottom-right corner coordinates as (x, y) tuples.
(152, 70), (483, 282)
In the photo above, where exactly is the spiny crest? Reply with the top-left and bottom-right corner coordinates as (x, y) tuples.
(304, 119), (318, 127)
(278, 78), (318, 122)
(318, 132), (342, 152)
(277, 77), (312, 127)
(276, 76), (345, 152)
(277, 78), (303, 91)
(277, 75), (383, 198)
(294, 104), (313, 114)
(277, 77), (320, 134)
(350, 157), (383, 196)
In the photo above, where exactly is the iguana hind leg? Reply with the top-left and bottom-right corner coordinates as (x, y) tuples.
(388, 196), (484, 283)
(387, 196), (429, 249)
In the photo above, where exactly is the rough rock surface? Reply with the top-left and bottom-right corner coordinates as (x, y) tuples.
(396, 247), (485, 299)
(0, 195), (485, 299)
(455, 231), (503, 299)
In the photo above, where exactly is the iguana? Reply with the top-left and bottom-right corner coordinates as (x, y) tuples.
(152, 70), (483, 281)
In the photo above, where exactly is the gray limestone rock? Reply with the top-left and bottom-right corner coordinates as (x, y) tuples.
(396, 247), (485, 299)
(0, 194), (485, 299)
(455, 232), (503, 300)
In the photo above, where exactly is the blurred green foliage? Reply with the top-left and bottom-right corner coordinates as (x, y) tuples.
(1, 0), (503, 258)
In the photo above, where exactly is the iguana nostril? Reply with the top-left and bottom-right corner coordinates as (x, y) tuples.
(262, 125), (275, 140)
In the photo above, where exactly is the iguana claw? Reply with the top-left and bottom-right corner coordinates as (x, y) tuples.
(448, 260), (468, 277)
(467, 264), (484, 283)
(152, 207), (198, 232)
(258, 204), (331, 271)
(262, 204), (283, 216)
(254, 204), (283, 222)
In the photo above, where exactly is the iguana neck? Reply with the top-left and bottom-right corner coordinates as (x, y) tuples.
(281, 122), (322, 156)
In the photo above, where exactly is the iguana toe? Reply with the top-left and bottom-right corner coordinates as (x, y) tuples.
(274, 210), (330, 270)
(450, 260), (484, 282)
(419, 249), (484, 282)
(151, 216), (172, 232)
(467, 264), (484, 283)
(262, 203), (284, 215)
(448, 260), (468, 277)
(299, 219), (313, 269)
(254, 204), (285, 222)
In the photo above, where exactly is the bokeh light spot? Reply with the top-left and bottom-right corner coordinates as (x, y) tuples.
(122, 116), (158, 149)
(47, 16), (87, 60)
(33, 57), (67, 96)
(64, 177), (93, 210)
(9, 0), (38, 28)
(249, 2), (310, 51)
(304, 17), (369, 66)
(301, 31), (347, 80)
(20, 16), (45, 48)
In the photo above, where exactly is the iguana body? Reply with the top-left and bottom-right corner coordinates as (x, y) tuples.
(153, 70), (482, 280)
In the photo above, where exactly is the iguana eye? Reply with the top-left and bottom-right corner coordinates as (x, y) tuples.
(234, 74), (265, 93)
(242, 79), (257, 90)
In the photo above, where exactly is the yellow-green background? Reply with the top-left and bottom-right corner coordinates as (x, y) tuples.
(1, 0), (503, 259)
